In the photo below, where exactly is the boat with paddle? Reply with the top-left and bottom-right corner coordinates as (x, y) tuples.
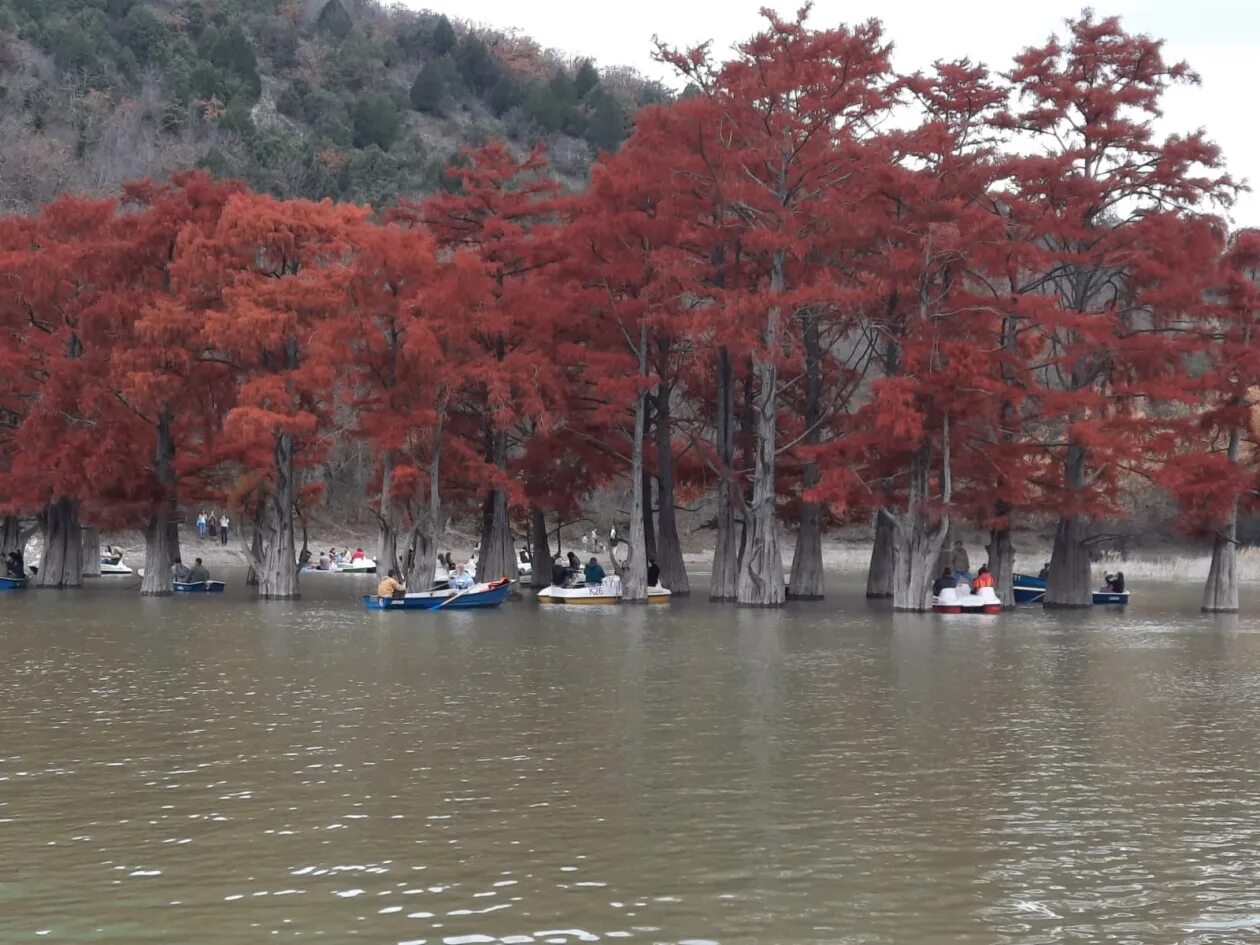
(363, 577), (513, 611)
(1012, 572), (1130, 606)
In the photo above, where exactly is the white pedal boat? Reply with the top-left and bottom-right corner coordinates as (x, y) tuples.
(932, 583), (1002, 614)
(99, 557), (135, 575)
(538, 575), (671, 605)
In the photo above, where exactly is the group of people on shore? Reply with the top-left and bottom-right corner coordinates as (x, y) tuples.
(194, 511), (231, 545)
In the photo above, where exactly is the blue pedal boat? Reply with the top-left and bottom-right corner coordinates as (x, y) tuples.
(364, 579), (512, 611)
(1013, 573), (1129, 606)
(173, 581), (226, 593)
(0, 575), (28, 590)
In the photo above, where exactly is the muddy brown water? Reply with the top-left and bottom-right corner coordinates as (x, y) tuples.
(2, 572), (1258, 944)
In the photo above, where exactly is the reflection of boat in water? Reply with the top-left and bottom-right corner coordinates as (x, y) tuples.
(0, 575), (27, 590)
(1013, 573), (1130, 606)
(932, 584), (1002, 614)
(538, 575), (672, 605)
(174, 581), (226, 593)
(363, 578), (512, 611)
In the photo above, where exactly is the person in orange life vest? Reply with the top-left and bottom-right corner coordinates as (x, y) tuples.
(972, 565), (995, 590)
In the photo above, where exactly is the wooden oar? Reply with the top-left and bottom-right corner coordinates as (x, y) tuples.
(436, 581), (479, 610)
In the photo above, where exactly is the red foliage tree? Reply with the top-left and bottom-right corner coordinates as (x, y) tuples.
(1000, 12), (1234, 606)
(176, 193), (367, 599)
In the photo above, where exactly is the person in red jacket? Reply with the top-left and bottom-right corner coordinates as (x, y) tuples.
(972, 565), (995, 589)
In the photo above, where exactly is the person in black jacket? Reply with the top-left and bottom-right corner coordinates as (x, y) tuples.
(932, 568), (957, 596)
(551, 557), (569, 587)
(647, 559), (660, 587)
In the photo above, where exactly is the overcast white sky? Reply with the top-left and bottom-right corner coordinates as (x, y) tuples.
(402, 0), (1260, 226)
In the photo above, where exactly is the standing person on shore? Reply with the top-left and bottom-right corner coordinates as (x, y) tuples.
(196, 511), (207, 540)
(219, 513), (230, 545)
(950, 541), (972, 584)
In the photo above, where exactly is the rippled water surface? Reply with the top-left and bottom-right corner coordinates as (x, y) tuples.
(2, 572), (1260, 944)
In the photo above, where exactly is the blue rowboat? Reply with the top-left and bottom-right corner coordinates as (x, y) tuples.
(0, 575), (28, 590)
(363, 580), (512, 611)
(1013, 573), (1130, 606)
(173, 581), (226, 594)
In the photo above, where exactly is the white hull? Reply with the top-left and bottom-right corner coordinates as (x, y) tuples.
(99, 560), (134, 576)
(538, 576), (672, 605)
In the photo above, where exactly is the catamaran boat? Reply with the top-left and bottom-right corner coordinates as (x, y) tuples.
(538, 574), (672, 605)
(932, 583), (1003, 614)
(1012, 573), (1131, 606)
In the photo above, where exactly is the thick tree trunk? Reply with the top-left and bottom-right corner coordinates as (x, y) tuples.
(641, 470), (658, 563)
(1203, 430), (1240, 613)
(890, 439), (951, 612)
(654, 386), (688, 595)
(737, 259), (786, 608)
(253, 433), (300, 600)
(986, 527), (1016, 609)
(141, 415), (177, 596)
(529, 507), (551, 589)
(866, 511), (895, 598)
(788, 307), (824, 600)
(140, 515), (174, 596)
(34, 498), (83, 589)
(475, 427), (517, 583)
(711, 347), (739, 601)
(1046, 516), (1092, 608)
(623, 326), (650, 603)
(1203, 530), (1239, 613)
(376, 455), (400, 578)
(81, 527), (101, 578)
(246, 525), (263, 587)
(891, 518), (950, 612)
(1046, 442), (1092, 607)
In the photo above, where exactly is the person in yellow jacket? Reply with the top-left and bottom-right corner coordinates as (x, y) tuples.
(377, 569), (406, 599)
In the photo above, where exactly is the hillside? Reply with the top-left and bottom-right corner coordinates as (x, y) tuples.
(0, 0), (668, 211)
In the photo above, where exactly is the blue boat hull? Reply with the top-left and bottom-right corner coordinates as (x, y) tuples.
(174, 581), (226, 593)
(364, 582), (511, 611)
(0, 575), (27, 590)
(1013, 574), (1129, 606)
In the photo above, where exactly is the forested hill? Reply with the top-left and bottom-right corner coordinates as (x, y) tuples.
(0, 0), (668, 211)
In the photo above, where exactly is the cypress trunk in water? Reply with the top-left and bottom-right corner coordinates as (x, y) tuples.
(81, 527), (101, 578)
(986, 528), (1015, 609)
(710, 348), (739, 601)
(253, 433), (300, 600)
(140, 515), (174, 596)
(654, 387), (689, 595)
(865, 511), (895, 598)
(34, 498), (83, 588)
(529, 507), (551, 589)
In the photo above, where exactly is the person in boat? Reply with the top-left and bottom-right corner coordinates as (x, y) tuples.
(647, 558), (660, 588)
(932, 567), (957, 597)
(317, 550), (331, 570)
(567, 550), (582, 573)
(1103, 572), (1126, 593)
(950, 541), (971, 583)
(6, 551), (25, 578)
(972, 565), (995, 590)
(378, 569), (406, 599)
(104, 545), (124, 565)
(451, 563), (475, 591)
(519, 547), (531, 564)
(585, 557), (606, 586)
(551, 557), (570, 588)
(350, 547), (366, 563)
(298, 547), (312, 569)
(186, 558), (210, 584)
(171, 557), (190, 582)
(1038, 562), (1050, 579)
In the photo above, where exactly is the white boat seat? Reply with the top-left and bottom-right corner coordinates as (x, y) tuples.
(937, 586), (959, 604)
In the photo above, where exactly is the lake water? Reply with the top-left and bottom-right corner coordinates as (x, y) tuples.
(2, 572), (1259, 944)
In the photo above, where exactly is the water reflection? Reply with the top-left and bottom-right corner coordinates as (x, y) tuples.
(1, 574), (1259, 942)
